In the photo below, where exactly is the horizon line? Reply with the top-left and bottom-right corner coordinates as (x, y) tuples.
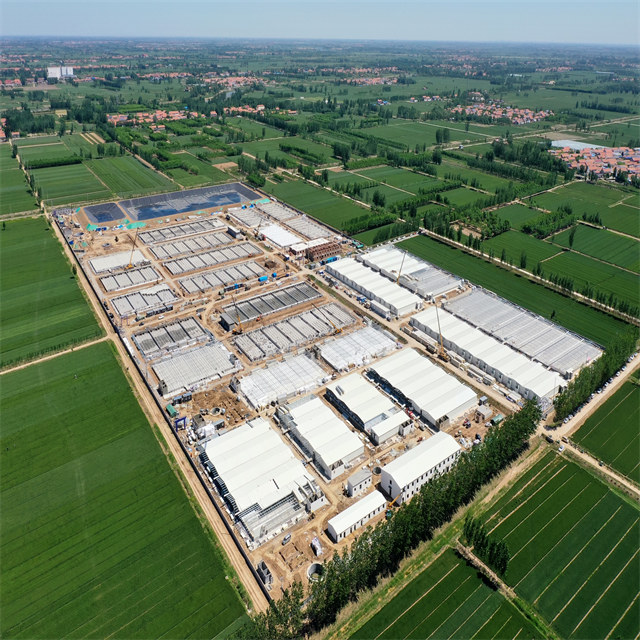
(1, 35), (639, 48)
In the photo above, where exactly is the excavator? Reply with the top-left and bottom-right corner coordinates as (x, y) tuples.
(313, 302), (342, 335)
(386, 493), (401, 519)
(434, 302), (449, 363)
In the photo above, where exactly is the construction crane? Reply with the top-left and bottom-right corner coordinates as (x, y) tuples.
(126, 227), (140, 269)
(434, 302), (449, 363)
(254, 216), (265, 240)
(394, 251), (406, 284)
(313, 302), (341, 335)
(231, 294), (243, 335)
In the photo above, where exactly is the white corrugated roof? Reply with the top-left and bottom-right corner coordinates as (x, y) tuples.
(326, 372), (399, 426)
(412, 308), (564, 399)
(89, 249), (146, 273)
(204, 418), (316, 514)
(326, 258), (421, 315)
(327, 490), (386, 536)
(261, 223), (302, 247)
(286, 396), (363, 469)
(382, 431), (461, 489)
(369, 349), (477, 423)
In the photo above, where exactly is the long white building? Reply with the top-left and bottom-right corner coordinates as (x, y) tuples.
(325, 373), (412, 445)
(359, 245), (462, 300)
(325, 258), (422, 317)
(411, 307), (565, 400)
(201, 418), (325, 548)
(326, 490), (387, 542)
(277, 396), (364, 480)
(381, 432), (461, 504)
(367, 348), (477, 429)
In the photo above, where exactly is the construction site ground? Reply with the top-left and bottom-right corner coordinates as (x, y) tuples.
(49, 204), (637, 608)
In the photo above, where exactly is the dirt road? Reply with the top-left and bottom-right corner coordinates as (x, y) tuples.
(49, 217), (270, 614)
(540, 359), (640, 499)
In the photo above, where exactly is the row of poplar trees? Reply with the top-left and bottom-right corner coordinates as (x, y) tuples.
(462, 515), (510, 576)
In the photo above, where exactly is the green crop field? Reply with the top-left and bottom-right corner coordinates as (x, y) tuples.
(552, 224), (640, 273)
(600, 203), (640, 238)
(441, 158), (515, 193)
(228, 118), (283, 139)
(528, 182), (630, 220)
(0, 146), (37, 215)
(18, 141), (74, 166)
(365, 121), (486, 149)
(483, 231), (560, 267)
(351, 549), (542, 640)
(14, 135), (60, 147)
(166, 166), (210, 187)
(398, 235), (628, 347)
(543, 251), (639, 308)
(0, 217), (101, 367)
(30, 163), (112, 205)
(87, 156), (174, 197)
(62, 133), (99, 156)
(327, 170), (375, 190)
(360, 183), (411, 206)
(482, 452), (639, 640)
(0, 343), (246, 639)
(353, 166), (441, 194)
(573, 381), (640, 483)
(494, 204), (541, 230)
(443, 186), (487, 207)
(264, 178), (369, 229)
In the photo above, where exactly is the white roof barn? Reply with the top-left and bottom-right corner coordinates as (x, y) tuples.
(411, 307), (565, 400)
(381, 431), (461, 504)
(327, 490), (387, 542)
(277, 396), (364, 480)
(325, 373), (411, 445)
(368, 348), (477, 428)
(202, 418), (324, 547)
(325, 258), (421, 317)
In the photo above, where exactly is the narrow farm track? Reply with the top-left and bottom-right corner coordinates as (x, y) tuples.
(46, 219), (270, 614)
(0, 335), (109, 375)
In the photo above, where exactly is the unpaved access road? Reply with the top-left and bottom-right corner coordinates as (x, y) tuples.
(49, 218), (270, 614)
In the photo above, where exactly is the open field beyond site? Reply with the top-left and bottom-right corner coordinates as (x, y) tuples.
(0, 217), (101, 367)
(0, 342), (247, 639)
(573, 380), (640, 483)
(0, 144), (38, 215)
(482, 451), (639, 640)
(350, 549), (542, 640)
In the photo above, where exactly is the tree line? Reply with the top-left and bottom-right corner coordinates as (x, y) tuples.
(462, 515), (510, 576)
(554, 329), (638, 420)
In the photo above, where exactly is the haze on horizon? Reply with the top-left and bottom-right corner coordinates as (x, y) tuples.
(2, 0), (638, 47)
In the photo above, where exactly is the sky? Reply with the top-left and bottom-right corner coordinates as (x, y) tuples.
(2, 0), (638, 46)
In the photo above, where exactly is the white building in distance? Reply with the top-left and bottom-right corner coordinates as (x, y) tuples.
(381, 432), (461, 504)
(327, 490), (387, 542)
(47, 66), (74, 80)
